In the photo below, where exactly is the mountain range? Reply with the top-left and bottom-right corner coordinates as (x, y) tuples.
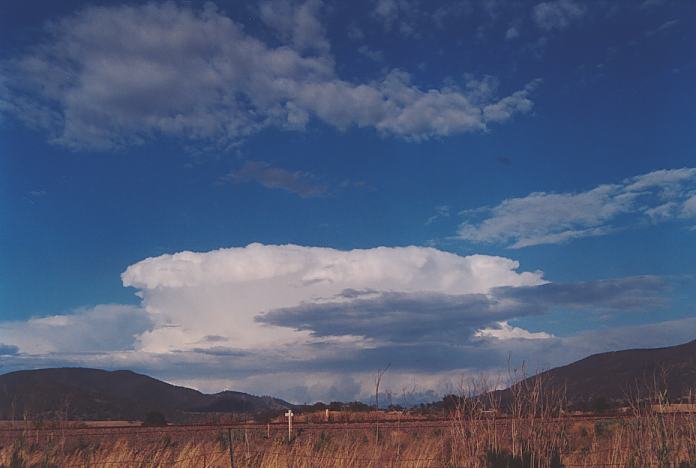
(2, 339), (695, 421)
(0, 368), (292, 422)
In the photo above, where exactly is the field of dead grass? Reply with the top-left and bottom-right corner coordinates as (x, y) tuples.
(2, 378), (696, 467)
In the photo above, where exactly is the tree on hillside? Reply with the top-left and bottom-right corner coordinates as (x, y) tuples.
(142, 411), (167, 426)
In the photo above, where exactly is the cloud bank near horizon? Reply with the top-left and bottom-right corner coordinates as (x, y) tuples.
(0, 243), (684, 403)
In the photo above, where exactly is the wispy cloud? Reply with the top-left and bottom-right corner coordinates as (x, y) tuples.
(425, 205), (450, 225)
(357, 45), (384, 62)
(371, 0), (421, 37)
(532, 0), (586, 31)
(644, 19), (679, 38)
(224, 160), (327, 198)
(505, 27), (520, 40)
(458, 167), (696, 248)
(258, 0), (330, 54)
(640, 0), (667, 9)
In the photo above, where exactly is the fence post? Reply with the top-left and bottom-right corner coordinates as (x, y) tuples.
(285, 410), (294, 442)
(227, 428), (235, 468)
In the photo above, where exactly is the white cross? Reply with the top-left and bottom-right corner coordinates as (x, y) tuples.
(285, 410), (294, 441)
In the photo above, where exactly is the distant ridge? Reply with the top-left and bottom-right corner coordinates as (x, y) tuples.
(0, 368), (293, 422)
(4, 340), (696, 421)
(498, 339), (696, 408)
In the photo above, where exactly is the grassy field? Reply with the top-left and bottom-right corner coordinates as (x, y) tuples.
(2, 413), (696, 467)
(2, 380), (696, 467)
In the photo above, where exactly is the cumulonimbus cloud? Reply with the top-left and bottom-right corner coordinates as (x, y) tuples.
(120, 243), (546, 352)
(0, 2), (538, 150)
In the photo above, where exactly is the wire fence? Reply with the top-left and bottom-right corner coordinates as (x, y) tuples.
(1, 418), (694, 468)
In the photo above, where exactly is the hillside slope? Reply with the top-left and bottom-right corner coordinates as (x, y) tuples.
(501, 340), (696, 408)
(0, 368), (292, 421)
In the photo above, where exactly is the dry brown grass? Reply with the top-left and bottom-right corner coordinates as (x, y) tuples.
(2, 378), (696, 467)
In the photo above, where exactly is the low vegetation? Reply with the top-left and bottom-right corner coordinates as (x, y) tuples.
(1, 376), (695, 467)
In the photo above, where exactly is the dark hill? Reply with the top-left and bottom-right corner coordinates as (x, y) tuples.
(498, 339), (696, 409)
(0, 368), (293, 421)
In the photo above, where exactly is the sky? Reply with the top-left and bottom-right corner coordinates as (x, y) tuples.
(1, 0), (695, 404)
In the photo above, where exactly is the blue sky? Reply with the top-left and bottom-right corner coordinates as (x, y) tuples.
(1, 0), (695, 402)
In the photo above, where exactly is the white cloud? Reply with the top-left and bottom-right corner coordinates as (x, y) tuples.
(0, 2), (537, 150)
(0, 304), (150, 354)
(458, 167), (696, 248)
(425, 204), (451, 225)
(624, 167), (696, 192)
(532, 0), (586, 31)
(644, 19), (679, 38)
(371, 0), (420, 36)
(475, 321), (553, 340)
(459, 185), (629, 248)
(259, 0), (330, 54)
(483, 81), (539, 122)
(123, 244), (543, 293)
(682, 195), (696, 218)
(645, 202), (678, 222)
(370, 0), (474, 37)
(505, 27), (520, 40)
(357, 45), (384, 62)
(121, 243), (545, 352)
